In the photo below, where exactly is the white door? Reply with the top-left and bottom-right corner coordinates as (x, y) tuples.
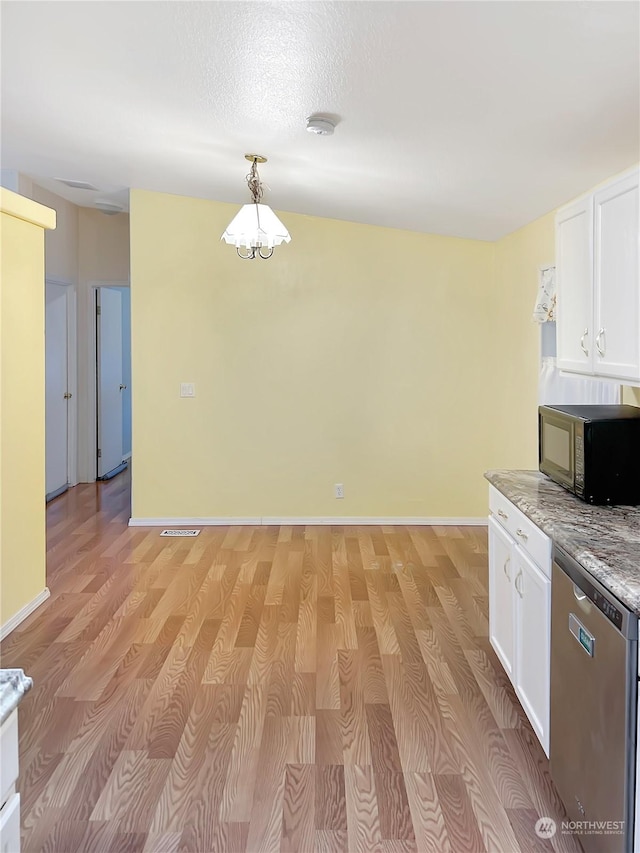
(97, 288), (124, 478)
(513, 545), (551, 756)
(593, 171), (640, 382)
(45, 282), (69, 498)
(488, 516), (515, 679)
(556, 196), (594, 375)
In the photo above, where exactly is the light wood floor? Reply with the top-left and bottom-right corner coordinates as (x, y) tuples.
(0, 474), (581, 853)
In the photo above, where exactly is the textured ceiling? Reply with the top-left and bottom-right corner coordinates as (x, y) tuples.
(1, 1), (639, 240)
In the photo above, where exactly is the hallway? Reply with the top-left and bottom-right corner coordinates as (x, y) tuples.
(1, 477), (578, 852)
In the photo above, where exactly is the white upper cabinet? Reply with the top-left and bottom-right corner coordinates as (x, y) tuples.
(556, 196), (594, 374)
(593, 172), (640, 382)
(556, 167), (640, 385)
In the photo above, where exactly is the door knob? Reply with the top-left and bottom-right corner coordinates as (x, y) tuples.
(119, 384), (127, 391)
(63, 392), (72, 399)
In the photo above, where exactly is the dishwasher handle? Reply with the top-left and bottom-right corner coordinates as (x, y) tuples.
(573, 584), (587, 602)
(553, 545), (638, 640)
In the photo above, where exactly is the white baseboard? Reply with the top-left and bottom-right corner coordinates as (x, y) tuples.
(0, 587), (50, 641)
(262, 517), (488, 526)
(129, 516), (487, 527)
(129, 517), (262, 527)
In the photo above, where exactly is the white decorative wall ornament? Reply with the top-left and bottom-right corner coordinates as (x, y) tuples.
(533, 265), (556, 323)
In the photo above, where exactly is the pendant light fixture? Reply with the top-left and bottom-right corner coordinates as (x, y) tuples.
(221, 154), (291, 259)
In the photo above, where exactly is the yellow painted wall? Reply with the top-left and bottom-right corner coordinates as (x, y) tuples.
(491, 211), (555, 467)
(131, 189), (499, 519)
(130, 165), (639, 522)
(78, 207), (130, 282)
(17, 179), (131, 482)
(31, 183), (79, 284)
(77, 207), (130, 481)
(0, 189), (55, 626)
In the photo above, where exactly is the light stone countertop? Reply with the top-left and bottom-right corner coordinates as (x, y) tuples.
(485, 470), (640, 615)
(0, 668), (33, 725)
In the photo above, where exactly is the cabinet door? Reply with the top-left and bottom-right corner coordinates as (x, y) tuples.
(513, 545), (551, 756)
(593, 170), (640, 383)
(556, 196), (594, 375)
(0, 792), (20, 853)
(488, 516), (515, 679)
(0, 711), (18, 807)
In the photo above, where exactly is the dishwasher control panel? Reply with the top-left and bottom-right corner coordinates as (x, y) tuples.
(592, 588), (624, 631)
(554, 548), (629, 635)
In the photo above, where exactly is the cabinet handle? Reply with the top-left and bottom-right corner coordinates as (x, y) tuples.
(595, 328), (606, 357)
(580, 328), (589, 357)
(119, 384), (127, 391)
(516, 528), (529, 542)
(515, 570), (524, 598)
(63, 392), (72, 399)
(497, 509), (508, 520)
(503, 556), (511, 580)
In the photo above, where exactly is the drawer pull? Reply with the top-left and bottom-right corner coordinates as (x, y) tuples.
(497, 509), (508, 520)
(503, 557), (511, 580)
(516, 528), (529, 542)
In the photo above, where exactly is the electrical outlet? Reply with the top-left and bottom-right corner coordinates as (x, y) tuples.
(180, 383), (195, 398)
(334, 483), (344, 499)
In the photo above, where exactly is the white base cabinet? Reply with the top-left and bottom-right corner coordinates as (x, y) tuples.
(488, 516), (515, 679)
(0, 793), (20, 853)
(488, 487), (551, 755)
(0, 709), (21, 853)
(512, 545), (551, 749)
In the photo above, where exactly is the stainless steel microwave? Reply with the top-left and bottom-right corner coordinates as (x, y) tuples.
(539, 405), (640, 505)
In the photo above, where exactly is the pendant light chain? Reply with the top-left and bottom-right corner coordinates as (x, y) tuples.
(246, 158), (264, 204)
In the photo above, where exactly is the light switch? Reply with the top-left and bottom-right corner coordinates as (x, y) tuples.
(180, 382), (195, 397)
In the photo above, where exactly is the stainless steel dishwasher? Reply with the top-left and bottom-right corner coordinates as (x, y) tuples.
(550, 545), (638, 853)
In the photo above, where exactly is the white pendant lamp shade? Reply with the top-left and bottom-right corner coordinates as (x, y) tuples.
(222, 155), (291, 259)
(221, 203), (291, 249)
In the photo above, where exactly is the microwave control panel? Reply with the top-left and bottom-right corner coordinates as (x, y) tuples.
(574, 423), (584, 496)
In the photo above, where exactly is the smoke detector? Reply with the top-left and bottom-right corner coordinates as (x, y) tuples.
(306, 115), (336, 136)
(95, 200), (124, 215)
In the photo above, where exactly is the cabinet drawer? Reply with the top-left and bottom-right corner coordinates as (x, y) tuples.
(489, 486), (551, 577)
(0, 711), (19, 808)
(489, 486), (516, 528)
(0, 792), (20, 853)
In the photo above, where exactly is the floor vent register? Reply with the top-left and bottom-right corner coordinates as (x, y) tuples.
(160, 529), (201, 537)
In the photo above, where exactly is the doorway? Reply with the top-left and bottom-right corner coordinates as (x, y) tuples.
(45, 279), (76, 500)
(96, 285), (131, 480)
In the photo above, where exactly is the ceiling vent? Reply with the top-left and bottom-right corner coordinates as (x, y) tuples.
(56, 179), (99, 190)
(95, 200), (124, 215)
